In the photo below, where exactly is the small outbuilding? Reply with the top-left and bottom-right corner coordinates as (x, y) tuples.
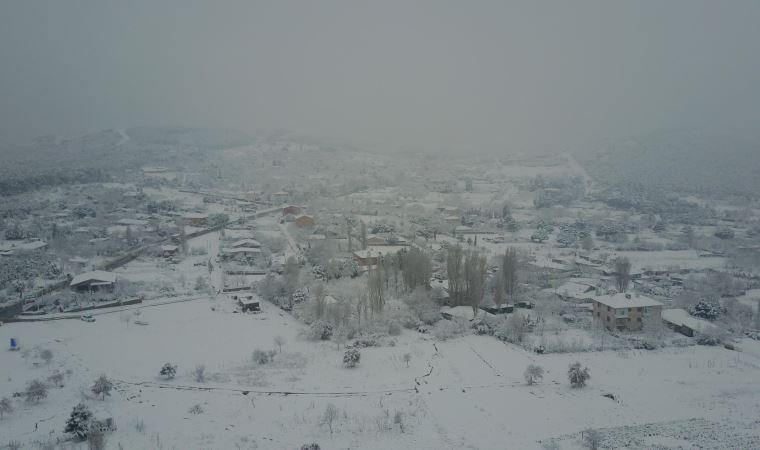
(70, 270), (116, 293)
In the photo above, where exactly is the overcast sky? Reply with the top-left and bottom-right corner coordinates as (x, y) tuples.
(1, 1), (759, 153)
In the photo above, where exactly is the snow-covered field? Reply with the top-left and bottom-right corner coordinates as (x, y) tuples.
(2, 297), (759, 449)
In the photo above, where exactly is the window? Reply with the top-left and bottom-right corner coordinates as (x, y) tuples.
(606, 316), (610, 321)
(637, 317), (642, 322)
(607, 306), (611, 312)
(597, 312), (600, 317)
(637, 307), (642, 312)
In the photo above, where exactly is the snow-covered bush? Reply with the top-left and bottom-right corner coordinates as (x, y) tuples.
(160, 363), (177, 379)
(308, 321), (333, 340)
(91, 375), (113, 400)
(252, 349), (271, 365)
(64, 403), (93, 440)
(432, 319), (469, 341)
(188, 404), (204, 415)
(690, 300), (723, 321)
(524, 364), (544, 385)
(300, 444), (320, 450)
(25, 379), (48, 403)
(568, 362), (590, 388)
(193, 364), (205, 382)
(343, 349), (361, 368)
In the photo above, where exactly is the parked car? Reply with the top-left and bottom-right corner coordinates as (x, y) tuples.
(80, 315), (96, 322)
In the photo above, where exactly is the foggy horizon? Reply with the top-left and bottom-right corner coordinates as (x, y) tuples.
(2, 1), (760, 153)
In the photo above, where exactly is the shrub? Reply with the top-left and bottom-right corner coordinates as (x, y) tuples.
(188, 403), (204, 415)
(387, 320), (402, 336)
(343, 349), (361, 368)
(309, 321), (333, 340)
(568, 362), (590, 388)
(160, 363), (177, 379)
(194, 365), (206, 382)
(300, 444), (321, 450)
(25, 379), (48, 403)
(432, 319), (468, 341)
(524, 364), (544, 385)
(252, 349), (271, 365)
(91, 375), (113, 400)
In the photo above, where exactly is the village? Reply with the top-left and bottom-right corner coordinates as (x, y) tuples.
(0, 133), (759, 449)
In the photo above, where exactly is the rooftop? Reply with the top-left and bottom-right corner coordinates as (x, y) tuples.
(593, 292), (663, 309)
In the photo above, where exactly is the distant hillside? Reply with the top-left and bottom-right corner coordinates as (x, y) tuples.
(0, 126), (255, 196)
(576, 130), (760, 197)
(126, 126), (254, 149)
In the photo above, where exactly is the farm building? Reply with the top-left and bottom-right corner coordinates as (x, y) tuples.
(231, 238), (261, 248)
(592, 293), (663, 332)
(231, 293), (261, 312)
(159, 245), (179, 258)
(294, 215), (315, 228)
(183, 214), (208, 227)
(270, 191), (289, 205)
(661, 309), (721, 337)
(70, 270), (116, 293)
(221, 247), (261, 260)
(282, 205), (302, 216)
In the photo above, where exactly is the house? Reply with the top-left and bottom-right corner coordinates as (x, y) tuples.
(70, 270), (116, 293)
(282, 205), (302, 216)
(444, 215), (461, 225)
(661, 308), (720, 337)
(482, 304), (514, 315)
(294, 215), (315, 228)
(270, 191), (289, 205)
(352, 246), (407, 266)
(232, 293), (261, 312)
(221, 247), (262, 260)
(365, 235), (387, 246)
(184, 214), (208, 227)
(231, 238), (261, 249)
(159, 245), (179, 258)
(550, 281), (598, 303)
(441, 306), (494, 321)
(592, 292), (663, 331)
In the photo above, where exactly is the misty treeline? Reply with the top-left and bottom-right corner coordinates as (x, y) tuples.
(0, 167), (109, 197)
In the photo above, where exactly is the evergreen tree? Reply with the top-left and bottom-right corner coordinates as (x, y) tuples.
(64, 403), (93, 440)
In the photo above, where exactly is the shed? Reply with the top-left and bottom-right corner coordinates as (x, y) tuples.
(661, 308), (720, 337)
(70, 270), (116, 293)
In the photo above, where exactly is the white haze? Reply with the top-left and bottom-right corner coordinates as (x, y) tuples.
(1, 0), (760, 153)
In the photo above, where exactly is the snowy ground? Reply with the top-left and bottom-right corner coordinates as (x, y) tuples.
(2, 296), (759, 449)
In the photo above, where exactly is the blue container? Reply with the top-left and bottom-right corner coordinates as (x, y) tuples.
(9, 338), (18, 350)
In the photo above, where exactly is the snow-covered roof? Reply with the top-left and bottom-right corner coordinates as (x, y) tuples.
(550, 281), (596, 299)
(592, 293), (662, 309)
(117, 219), (148, 226)
(662, 309), (720, 334)
(160, 245), (179, 252)
(353, 246), (407, 259)
(222, 247), (262, 254)
(231, 239), (261, 248)
(70, 270), (116, 287)
(441, 306), (494, 321)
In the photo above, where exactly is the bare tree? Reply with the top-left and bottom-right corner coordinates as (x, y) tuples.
(368, 262), (385, 315)
(464, 249), (487, 316)
(91, 375), (113, 400)
(614, 257), (632, 293)
(274, 336), (285, 353)
(502, 247), (519, 300)
(321, 404), (339, 434)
